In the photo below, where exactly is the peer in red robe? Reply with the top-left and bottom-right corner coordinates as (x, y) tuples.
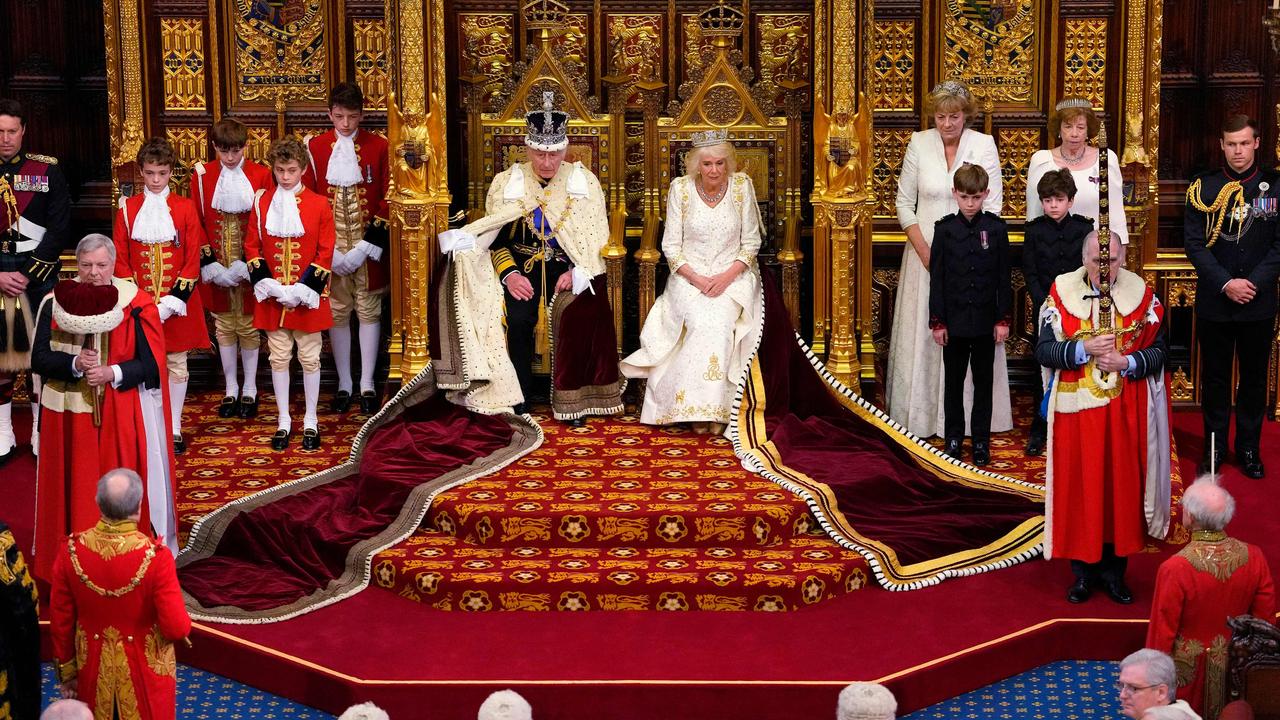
(1036, 234), (1172, 604)
(48, 476), (191, 720)
(1146, 481), (1276, 718)
(31, 248), (176, 582)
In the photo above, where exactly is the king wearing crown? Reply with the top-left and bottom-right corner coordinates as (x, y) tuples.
(435, 93), (624, 423)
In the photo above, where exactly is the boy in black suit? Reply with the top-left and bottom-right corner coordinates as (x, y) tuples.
(1022, 169), (1093, 456)
(929, 163), (1011, 465)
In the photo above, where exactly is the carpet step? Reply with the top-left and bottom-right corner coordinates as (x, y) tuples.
(372, 530), (872, 611)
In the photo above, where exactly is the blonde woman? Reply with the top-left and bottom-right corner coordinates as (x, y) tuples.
(621, 132), (763, 434)
(888, 79), (1012, 438)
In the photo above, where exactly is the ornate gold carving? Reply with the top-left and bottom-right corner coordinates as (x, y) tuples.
(553, 13), (590, 77)
(943, 0), (1038, 105)
(95, 627), (140, 719)
(814, 95), (870, 200)
(165, 127), (208, 196)
(607, 14), (664, 103)
(232, 0), (327, 102)
(870, 21), (915, 111)
(160, 18), (206, 111)
(1170, 366), (1194, 402)
(871, 129), (913, 218)
(353, 20), (389, 111)
(756, 15), (811, 107)
(1063, 18), (1108, 110)
(681, 13), (715, 82)
(245, 127), (273, 164)
(1167, 279), (1196, 307)
(458, 14), (512, 110)
(997, 127), (1041, 218)
(111, 0), (147, 167)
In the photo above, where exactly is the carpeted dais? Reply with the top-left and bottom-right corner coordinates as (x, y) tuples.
(902, 660), (1120, 719)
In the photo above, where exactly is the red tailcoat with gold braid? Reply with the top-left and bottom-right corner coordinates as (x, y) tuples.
(301, 129), (389, 290)
(112, 194), (209, 353)
(191, 159), (274, 314)
(49, 520), (191, 720)
(1147, 531), (1275, 718)
(1038, 266), (1173, 563)
(31, 279), (177, 582)
(244, 186), (335, 332)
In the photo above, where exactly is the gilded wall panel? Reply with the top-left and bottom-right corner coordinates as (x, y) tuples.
(871, 129), (913, 218)
(353, 19), (389, 111)
(680, 13), (717, 85)
(232, 0), (328, 102)
(625, 120), (645, 214)
(870, 20), (915, 112)
(552, 14), (591, 78)
(1063, 18), (1108, 108)
(161, 18), (207, 111)
(458, 13), (515, 112)
(755, 14), (811, 108)
(607, 14), (664, 106)
(942, 0), (1039, 105)
(996, 127), (1041, 218)
(246, 127), (273, 164)
(165, 127), (208, 195)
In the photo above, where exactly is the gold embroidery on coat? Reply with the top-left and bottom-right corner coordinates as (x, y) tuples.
(79, 522), (149, 561)
(94, 627), (140, 720)
(75, 625), (87, 671)
(703, 354), (725, 381)
(145, 626), (177, 678)
(1171, 636), (1202, 689)
(1177, 534), (1248, 582)
(1205, 634), (1229, 720)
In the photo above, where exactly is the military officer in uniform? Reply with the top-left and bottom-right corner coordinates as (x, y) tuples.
(1184, 115), (1280, 479)
(0, 98), (71, 465)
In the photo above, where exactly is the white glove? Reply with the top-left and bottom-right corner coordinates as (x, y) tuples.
(289, 283), (321, 309)
(277, 284), (303, 308)
(157, 294), (188, 321)
(571, 266), (596, 295)
(213, 265), (238, 287)
(226, 260), (251, 285)
(201, 261), (228, 285)
(254, 278), (285, 303)
(332, 249), (350, 276)
(354, 239), (382, 263)
(339, 244), (369, 276)
(438, 229), (476, 254)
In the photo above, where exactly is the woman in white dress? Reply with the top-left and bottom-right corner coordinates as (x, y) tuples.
(888, 80), (1013, 438)
(1026, 96), (1127, 242)
(621, 135), (763, 434)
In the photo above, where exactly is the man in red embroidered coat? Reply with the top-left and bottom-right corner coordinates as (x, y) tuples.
(48, 467), (191, 720)
(247, 137), (334, 451)
(113, 138), (208, 455)
(193, 118), (274, 422)
(302, 82), (389, 415)
(1146, 477), (1275, 718)
(1036, 231), (1172, 605)
(31, 234), (177, 582)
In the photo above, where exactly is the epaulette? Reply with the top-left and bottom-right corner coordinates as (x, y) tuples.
(1026, 214), (1051, 226)
(24, 152), (57, 165)
(1068, 213), (1095, 227)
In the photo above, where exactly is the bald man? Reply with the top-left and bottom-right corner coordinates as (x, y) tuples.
(1147, 476), (1275, 718)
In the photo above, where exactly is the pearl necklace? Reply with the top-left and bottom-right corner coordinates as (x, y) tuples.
(697, 179), (727, 206)
(1060, 143), (1088, 165)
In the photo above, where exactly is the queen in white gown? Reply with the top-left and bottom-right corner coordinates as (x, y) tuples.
(621, 138), (763, 433)
(888, 80), (1013, 438)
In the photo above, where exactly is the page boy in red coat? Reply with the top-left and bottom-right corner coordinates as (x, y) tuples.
(113, 137), (207, 455)
(302, 81), (389, 415)
(192, 118), (274, 422)
(246, 137), (335, 451)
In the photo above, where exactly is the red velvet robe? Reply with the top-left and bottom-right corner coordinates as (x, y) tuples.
(113, 193), (209, 352)
(301, 128), (390, 290)
(1147, 532), (1276, 718)
(33, 280), (176, 582)
(49, 520), (191, 720)
(191, 159), (274, 314)
(244, 186), (336, 333)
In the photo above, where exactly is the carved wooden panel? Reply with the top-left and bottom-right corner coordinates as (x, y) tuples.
(231, 0), (329, 103)
(997, 127), (1042, 219)
(606, 14), (665, 106)
(871, 128), (913, 219)
(1062, 17), (1108, 108)
(161, 18), (207, 111)
(352, 19), (389, 111)
(457, 13), (516, 112)
(754, 13), (811, 108)
(870, 20), (916, 111)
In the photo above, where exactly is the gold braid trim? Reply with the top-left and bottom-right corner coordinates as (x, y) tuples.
(67, 535), (156, 598)
(1186, 178), (1246, 248)
(95, 627), (140, 720)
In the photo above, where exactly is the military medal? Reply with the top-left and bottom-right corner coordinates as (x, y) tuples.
(13, 174), (49, 192)
(980, 230), (989, 250)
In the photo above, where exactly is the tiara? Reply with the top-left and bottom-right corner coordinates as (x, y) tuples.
(931, 80), (971, 101)
(1055, 96), (1093, 112)
(691, 128), (730, 148)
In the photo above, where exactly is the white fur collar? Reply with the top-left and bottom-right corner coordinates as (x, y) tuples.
(1054, 266), (1146, 321)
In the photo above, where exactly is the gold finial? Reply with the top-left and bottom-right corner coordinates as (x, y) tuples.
(698, 0), (745, 48)
(523, 0), (569, 39)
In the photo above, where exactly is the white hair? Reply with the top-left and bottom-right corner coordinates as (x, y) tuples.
(1181, 475), (1235, 531)
(41, 700), (94, 720)
(338, 702), (390, 720)
(1082, 230), (1126, 263)
(1120, 649), (1177, 703)
(477, 690), (532, 720)
(837, 682), (897, 720)
(684, 141), (738, 180)
(76, 233), (117, 265)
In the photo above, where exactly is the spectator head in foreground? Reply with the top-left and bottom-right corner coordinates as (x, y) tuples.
(41, 700), (93, 720)
(1119, 649), (1178, 718)
(478, 689), (532, 720)
(837, 681), (897, 720)
(338, 702), (390, 720)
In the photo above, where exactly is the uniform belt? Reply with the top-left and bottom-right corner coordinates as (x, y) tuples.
(512, 242), (567, 262)
(5, 216), (46, 246)
(0, 237), (39, 254)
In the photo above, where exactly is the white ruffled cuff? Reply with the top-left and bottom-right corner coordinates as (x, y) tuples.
(157, 294), (188, 318)
(290, 283), (321, 309)
(201, 261), (228, 284)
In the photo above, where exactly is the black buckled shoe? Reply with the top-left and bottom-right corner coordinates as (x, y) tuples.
(217, 396), (239, 418)
(1103, 578), (1133, 605)
(237, 395), (258, 419)
(943, 438), (964, 460)
(1025, 434), (1045, 457)
(270, 429), (291, 451)
(359, 390), (378, 414)
(173, 434), (186, 455)
(972, 440), (991, 466)
(1066, 577), (1092, 604)
(331, 390), (352, 413)
(301, 427), (321, 450)
(1238, 448), (1265, 479)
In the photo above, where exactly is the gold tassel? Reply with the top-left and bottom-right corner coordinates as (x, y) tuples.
(533, 300), (550, 373)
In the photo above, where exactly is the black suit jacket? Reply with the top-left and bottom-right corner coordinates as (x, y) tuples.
(1023, 213), (1093, 312)
(929, 211), (1012, 337)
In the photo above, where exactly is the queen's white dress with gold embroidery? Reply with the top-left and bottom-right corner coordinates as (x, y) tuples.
(621, 172), (763, 425)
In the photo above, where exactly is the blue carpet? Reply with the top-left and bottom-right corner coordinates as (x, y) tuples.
(904, 660), (1121, 719)
(41, 663), (335, 719)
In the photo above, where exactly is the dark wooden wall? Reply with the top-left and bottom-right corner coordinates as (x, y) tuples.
(0, 0), (113, 238)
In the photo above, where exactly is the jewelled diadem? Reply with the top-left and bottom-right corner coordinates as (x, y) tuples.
(931, 80), (972, 101)
(1054, 96), (1094, 112)
(691, 128), (731, 148)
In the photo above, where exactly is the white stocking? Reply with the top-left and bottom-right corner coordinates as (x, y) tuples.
(302, 371), (320, 431)
(358, 321), (379, 393)
(329, 325), (353, 393)
(272, 370), (291, 433)
(0, 402), (14, 455)
(218, 344), (239, 397)
(240, 347), (260, 397)
(169, 379), (187, 435)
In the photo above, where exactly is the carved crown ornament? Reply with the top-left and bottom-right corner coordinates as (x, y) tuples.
(486, 0), (603, 121)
